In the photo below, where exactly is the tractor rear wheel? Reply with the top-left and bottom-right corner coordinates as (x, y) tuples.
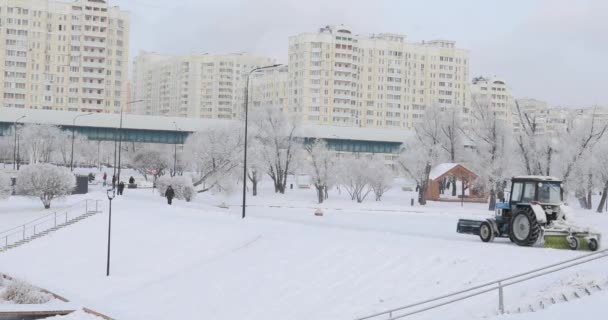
(509, 207), (542, 247)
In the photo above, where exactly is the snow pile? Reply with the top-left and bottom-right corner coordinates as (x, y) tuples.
(0, 277), (52, 304)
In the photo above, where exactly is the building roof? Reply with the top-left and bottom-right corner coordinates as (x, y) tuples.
(0, 108), (413, 144)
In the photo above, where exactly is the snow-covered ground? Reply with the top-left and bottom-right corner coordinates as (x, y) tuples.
(0, 173), (607, 320)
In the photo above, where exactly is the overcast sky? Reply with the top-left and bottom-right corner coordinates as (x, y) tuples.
(112, 0), (607, 107)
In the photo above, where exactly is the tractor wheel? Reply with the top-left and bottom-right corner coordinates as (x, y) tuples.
(479, 222), (495, 242)
(509, 207), (542, 247)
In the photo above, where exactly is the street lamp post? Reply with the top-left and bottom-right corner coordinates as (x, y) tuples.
(106, 187), (115, 276)
(172, 121), (179, 177)
(12, 116), (25, 170)
(116, 100), (144, 183)
(242, 64), (282, 219)
(70, 113), (93, 171)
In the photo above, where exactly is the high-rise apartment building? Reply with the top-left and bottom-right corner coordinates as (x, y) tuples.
(249, 64), (288, 112)
(470, 76), (514, 127)
(0, 0), (129, 113)
(132, 51), (275, 119)
(288, 25), (469, 129)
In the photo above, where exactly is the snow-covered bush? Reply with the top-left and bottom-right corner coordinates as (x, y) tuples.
(155, 175), (171, 197)
(16, 164), (75, 209)
(172, 176), (196, 202)
(156, 176), (196, 201)
(0, 172), (12, 200)
(1, 279), (52, 304)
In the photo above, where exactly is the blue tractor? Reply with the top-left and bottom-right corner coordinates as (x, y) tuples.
(457, 176), (600, 251)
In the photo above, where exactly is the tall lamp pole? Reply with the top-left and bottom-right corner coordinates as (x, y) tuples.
(242, 64), (282, 219)
(172, 121), (179, 177)
(116, 100), (144, 183)
(12, 116), (25, 170)
(106, 187), (115, 276)
(70, 113), (93, 171)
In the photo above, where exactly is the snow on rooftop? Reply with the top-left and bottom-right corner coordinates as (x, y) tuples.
(429, 163), (459, 180)
(1, 108), (413, 143)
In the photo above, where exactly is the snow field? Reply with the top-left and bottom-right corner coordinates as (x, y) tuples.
(0, 177), (607, 320)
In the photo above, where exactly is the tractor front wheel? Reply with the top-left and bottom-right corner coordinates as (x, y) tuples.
(509, 207), (542, 247)
(479, 222), (495, 242)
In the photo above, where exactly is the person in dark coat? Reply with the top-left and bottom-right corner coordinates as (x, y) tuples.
(117, 181), (125, 195)
(129, 176), (135, 184)
(112, 175), (117, 188)
(165, 185), (175, 205)
(102, 172), (107, 187)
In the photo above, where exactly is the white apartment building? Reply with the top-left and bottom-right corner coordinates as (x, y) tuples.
(249, 64), (288, 112)
(513, 98), (549, 134)
(0, 0), (129, 113)
(288, 25), (469, 129)
(132, 51), (275, 119)
(470, 76), (514, 127)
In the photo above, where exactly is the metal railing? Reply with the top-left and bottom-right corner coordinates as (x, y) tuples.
(355, 248), (608, 320)
(0, 199), (102, 250)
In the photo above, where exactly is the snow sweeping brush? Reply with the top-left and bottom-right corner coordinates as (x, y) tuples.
(543, 230), (600, 251)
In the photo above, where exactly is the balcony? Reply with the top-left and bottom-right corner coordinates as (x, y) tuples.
(82, 61), (105, 69)
(83, 50), (106, 59)
(83, 40), (106, 49)
(81, 81), (105, 89)
(82, 71), (105, 79)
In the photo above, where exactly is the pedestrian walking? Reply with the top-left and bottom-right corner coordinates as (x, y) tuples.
(117, 181), (125, 195)
(102, 172), (107, 187)
(165, 185), (175, 205)
(112, 175), (116, 189)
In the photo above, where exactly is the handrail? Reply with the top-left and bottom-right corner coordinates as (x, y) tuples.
(356, 248), (608, 320)
(0, 200), (89, 236)
(1, 199), (101, 250)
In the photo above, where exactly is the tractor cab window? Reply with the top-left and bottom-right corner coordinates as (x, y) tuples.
(521, 183), (536, 203)
(511, 182), (523, 202)
(538, 182), (562, 203)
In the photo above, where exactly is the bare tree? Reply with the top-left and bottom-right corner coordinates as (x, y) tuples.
(338, 156), (373, 203)
(131, 147), (171, 182)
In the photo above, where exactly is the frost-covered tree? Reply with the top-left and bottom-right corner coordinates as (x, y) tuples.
(438, 106), (465, 196)
(16, 164), (75, 209)
(183, 124), (243, 193)
(244, 137), (265, 196)
(0, 172), (12, 199)
(368, 155), (393, 201)
(250, 106), (303, 194)
(397, 105), (445, 205)
(465, 97), (513, 210)
(131, 147), (171, 182)
(338, 156), (373, 203)
(19, 124), (64, 165)
(304, 139), (337, 204)
(594, 139), (608, 212)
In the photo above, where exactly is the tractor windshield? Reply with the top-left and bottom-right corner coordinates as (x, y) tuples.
(538, 182), (562, 203)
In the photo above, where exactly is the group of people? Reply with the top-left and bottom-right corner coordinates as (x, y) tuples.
(101, 172), (135, 196)
(101, 172), (176, 205)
